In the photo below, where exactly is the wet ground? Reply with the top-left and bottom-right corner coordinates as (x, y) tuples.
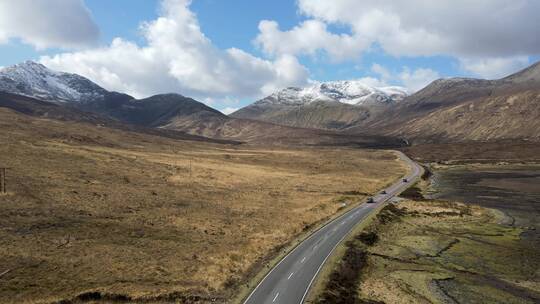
(429, 164), (540, 247)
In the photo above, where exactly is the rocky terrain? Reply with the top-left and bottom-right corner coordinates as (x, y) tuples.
(0, 61), (132, 105)
(231, 81), (407, 130)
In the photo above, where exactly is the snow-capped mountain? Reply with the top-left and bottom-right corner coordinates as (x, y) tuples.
(0, 61), (113, 103)
(231, 81), (409, 130)
(259, 81), (408, 106)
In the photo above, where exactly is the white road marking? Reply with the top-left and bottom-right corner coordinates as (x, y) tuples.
(272, 292), (279, 302)
(301, 257), (306, 263)
(287, 272), (294, 280)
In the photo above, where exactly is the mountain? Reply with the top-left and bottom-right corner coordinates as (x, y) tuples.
(0, 61), (133, 104)
(89, 93), (401, 147)
(350, 61), (540, 143)
(0, 91), (238, 144)
(231, 81), (407, 130)
(253, 82), (408, 106)
(84, 93), (227, 127)
(0, 63), (400, 147)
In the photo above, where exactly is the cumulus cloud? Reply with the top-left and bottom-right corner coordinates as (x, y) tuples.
(371, 64), (440, 92)
(0, 0), (99, 49)
(458, 56), (530, 79)
(257, 0), (540, 69)
(41, 0), (309, 99)
(255, 19), (368, 61)
(297, 0), (540, 58)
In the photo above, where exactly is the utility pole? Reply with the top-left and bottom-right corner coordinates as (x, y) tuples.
(0, 168), (6, 194)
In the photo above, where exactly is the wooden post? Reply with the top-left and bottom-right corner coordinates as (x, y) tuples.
(0, 168), (6, 194)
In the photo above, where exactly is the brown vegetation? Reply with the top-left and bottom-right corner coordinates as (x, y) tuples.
(0, 107), (406, 303)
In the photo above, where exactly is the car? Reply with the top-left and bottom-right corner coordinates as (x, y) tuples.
(366, 197), (375, 204)
(402, 178), (408, 182)
(381, 190), (387, 194)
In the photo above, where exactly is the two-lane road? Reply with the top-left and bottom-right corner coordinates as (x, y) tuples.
(243, 152), (423, 304)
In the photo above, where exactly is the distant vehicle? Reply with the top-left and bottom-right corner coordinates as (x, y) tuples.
(402, 178), (408, 182)
(366, 197), (375, 204)
(381, 190), (387, 194)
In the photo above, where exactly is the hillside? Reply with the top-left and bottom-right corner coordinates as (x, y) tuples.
(349, 61), (540, 143)
(231, 81), (407, 130)
(0, 61), (133, 104)
(0, 62), (403, 146)
(385, 90), (540, 142)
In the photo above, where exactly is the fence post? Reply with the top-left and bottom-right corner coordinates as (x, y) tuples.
(0, 168), (5, 194)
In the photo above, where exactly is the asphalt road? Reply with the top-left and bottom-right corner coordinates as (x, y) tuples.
(243, 152), (423, 304)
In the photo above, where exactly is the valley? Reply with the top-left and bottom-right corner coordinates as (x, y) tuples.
(0, 42), (539, 304)
(306, 162), (540, 304)
(0, 107), (406, 303)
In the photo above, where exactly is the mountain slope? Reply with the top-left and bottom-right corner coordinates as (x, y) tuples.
(350, 61), (540, 143)
(0, 92), (237, 144)
(86, 93), (228, 127)
(0, 61), (133, 104)
(231, 81), (407, 130)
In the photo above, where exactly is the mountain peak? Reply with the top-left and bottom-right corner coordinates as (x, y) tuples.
(261, 80), (408, 106)
(0, 60), (112, 103)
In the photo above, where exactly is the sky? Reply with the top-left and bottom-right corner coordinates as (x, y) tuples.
(1, 0), (540, 114)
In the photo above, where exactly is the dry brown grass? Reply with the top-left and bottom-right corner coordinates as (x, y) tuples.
(0, 108), (406, 303)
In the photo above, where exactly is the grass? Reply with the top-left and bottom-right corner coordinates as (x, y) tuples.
(306, 192), (540, 304)
(358, 200), (540, 304)
(0, 108), (407, 303)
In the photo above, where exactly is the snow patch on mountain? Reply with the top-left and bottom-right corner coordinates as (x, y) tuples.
(258, 81), (408, 106)
(0, 61), (109, 103)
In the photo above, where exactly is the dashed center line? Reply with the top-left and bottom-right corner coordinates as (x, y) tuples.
(301, 257), (306, 263)
(287, 272), (294, 280)
(272, 292), (279, 302)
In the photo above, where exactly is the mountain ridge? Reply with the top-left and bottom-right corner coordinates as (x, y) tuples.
(0, 61), (134, 104)
(231, 80), (407, 130)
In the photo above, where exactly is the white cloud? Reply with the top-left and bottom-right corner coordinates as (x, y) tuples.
(370, 64), (391, 81)
(297, 0), (540, 58)
(355, 76), (389, 88)
(40, 0), (309, 100)
(220, 107), (239, 115)
(459, 56), (530, 79)
(255, 20), (368, 61)
(0, 0), (99, 49)
(371, 63), (441, 93)
(371, 64), (440, 92)
(398, 68), (440, 92)
(257, 0), (540, 68)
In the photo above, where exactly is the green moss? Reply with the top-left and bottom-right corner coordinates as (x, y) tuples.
(357, 200), (540, 303)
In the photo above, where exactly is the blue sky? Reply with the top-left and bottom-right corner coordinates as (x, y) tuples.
(0, 0), (460, 79)
(1, 0), (539, 113)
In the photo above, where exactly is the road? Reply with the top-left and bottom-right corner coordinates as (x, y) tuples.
(243, 152), (423, 304)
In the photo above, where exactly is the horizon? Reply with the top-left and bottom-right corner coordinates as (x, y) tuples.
(1, 2), (539, 303)
(1, 0), (540, 112)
